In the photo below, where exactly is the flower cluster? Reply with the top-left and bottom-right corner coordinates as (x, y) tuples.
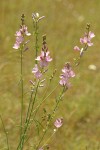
(80, 31), (95, 46)
(36, 51), (52, 68)
(32, 36), (52, 79)
(13, 25), (31, 49)
(74, 30), (95, 56)
(32, 64), (42, 79)
(59, 62), (75, 88)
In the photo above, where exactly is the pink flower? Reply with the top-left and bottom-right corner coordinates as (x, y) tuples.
(59, 63), (75, 88)
(80, 31), (95, 47)
(13, 42), (20, 49)
(16, 36), (24, 43)
(54, 118), (63, 128)
(74, 46), (80, 51)
(13, 25), (31, 49)
(32, 64), (42, 79)
(38, 148), (43, 150)
(88, 31), (95, 39)
(80, 37), (93, 46)
(15, 31), (22, 36)
(36, 51), (52, 68)
(20, 25), (31, 36)
(59, 77), (71, 87)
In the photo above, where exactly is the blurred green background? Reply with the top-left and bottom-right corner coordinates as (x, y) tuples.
(0, 0), (100, 149)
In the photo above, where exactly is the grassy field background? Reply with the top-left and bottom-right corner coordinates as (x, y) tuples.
(0, 0), (100, 149)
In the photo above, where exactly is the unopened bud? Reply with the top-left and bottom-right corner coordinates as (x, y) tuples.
(86, 23), (90, 29)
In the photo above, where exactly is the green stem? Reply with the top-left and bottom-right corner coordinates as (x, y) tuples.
(36, 87), (65, 149)
(32, 84), (59, 117)
(33, 81), (51, 118)
(17, 81), (40, 150)
(41, 129), (57, 149)
(35, 21), (39, 63)
(20, 84), (58, 146)
(0, 115), (10, 150)
(20, 48), (24, 141)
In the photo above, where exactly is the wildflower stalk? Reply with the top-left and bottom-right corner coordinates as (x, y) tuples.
(20, 46), (24, 141)
(21, 84), (59, 146)
(17, 14), (41, 149)
(17, 80), (40, 150)
(36, 87), (65, 149)
(74, 24), (95, 66)
(33, 20), (39, 64)
(20, 14), (25, 141)
(13, 14), (31, 149)
(35, 21), (39, 62)
(0, 115), (10, 150)
(32, 13), (45, 63)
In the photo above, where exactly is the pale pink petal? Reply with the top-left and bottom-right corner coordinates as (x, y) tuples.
(46, 51), (50, 56)
(87, 42), (93, 46)
(32, 64), (42, 79)
(89, 31), (95, 39)
(70, 70), (75, 77)
(13, 43), (20, 49)
(32, 64), (39, 73)
(54, 118), (63, 128)
(36, 51), (52, 68)
(46, 56), (52, 62)
(15, 31), (21, 36)
(74, 46), (80, 51)
(80, 38), (84, 44)
(16, 36), (24, 43)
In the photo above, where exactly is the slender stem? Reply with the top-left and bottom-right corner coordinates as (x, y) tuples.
(35, 21), (39, 63)
(20, 84), (58, 146)
(20, 48), (24, 141)
(33, 81), (51, 118)
(41, 130), (57, 149)
(0, 115), (10, 150)
(24, 90), (34, 127)
(36, 87), (65, 149)
(17, 81), (40, 150)
(33, 84), (59, 117)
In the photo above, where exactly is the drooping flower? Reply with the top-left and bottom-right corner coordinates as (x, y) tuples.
(36, 51), (52, 68)
(54, 118), (63, 128)
(32, 64), (42, 79)
(13, 25), (31, 50)
(59, 62), (75, 88)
